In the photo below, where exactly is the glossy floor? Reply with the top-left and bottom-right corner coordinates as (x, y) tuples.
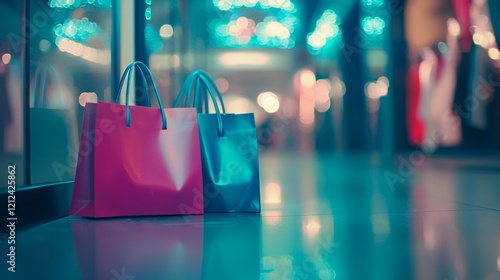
(3, 152), (500, 280)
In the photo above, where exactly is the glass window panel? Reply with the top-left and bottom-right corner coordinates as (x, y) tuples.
(145, 0), (187, 107)
(29, 0), (114, 185)
(0, 0), (25, 188)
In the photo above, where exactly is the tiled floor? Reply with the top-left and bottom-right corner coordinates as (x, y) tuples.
(3, 152), (500, 280)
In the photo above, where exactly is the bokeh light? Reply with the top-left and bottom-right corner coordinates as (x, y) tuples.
(300, 70), (316, 88)
(488, 48), (500, 60)
(314, 79), (331, 113)
(49, 0), (112, 9)
(56, 37), (110, 64)
(365, 76), (389, 100)
(472, 32), (484, 45)
(78, 92), (98, 107)
(447, 18), (461, 37)
(307, 9), (341, 52)
(53, 17), (102, 41)
(159, 24), (174, 38)
(39, 40), (52, 52)
(145, 7), (152, 20)
(1, 53), (11, 65)
(213, 0), (295, 11)
(215, 78), (229, 93)
(361, 0), (384, 7)
(330, 77), (346, 99)
(303, 217), (321, 237)
(210, 1), (299, 48)
(361, 16), (386, 36)
(263, 182), (282, 204)
(258, 91), (280, 113)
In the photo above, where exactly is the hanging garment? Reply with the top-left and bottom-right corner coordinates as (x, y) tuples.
(452, 0), (472, 52)
(406, 63), (425, 146)
(419, 49), (439, 147)
(429, 33), (462, 147)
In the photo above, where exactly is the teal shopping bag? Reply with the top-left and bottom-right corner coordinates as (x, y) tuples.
(174, 70), (260, 213)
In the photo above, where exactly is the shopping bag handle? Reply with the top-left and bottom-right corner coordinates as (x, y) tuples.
(194, 75), (207, 113)
(196, 74), (225, 137)
(192, 70), (226, 114)
(175, 70), (198, 109)
(115, 63), (151, 107)
(116, 61), (167, 130)
(174, 71), (225, 136)
(174, 70), (226, 114)
(33, 64), (64, 108)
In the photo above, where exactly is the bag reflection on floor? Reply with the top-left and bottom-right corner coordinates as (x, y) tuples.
(71, 217), (203, 280)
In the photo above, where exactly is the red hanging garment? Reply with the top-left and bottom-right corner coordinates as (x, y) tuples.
(407, 63), (425, 146)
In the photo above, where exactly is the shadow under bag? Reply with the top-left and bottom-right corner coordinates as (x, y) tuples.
(175, 70), (260, 213)
(70, 62), (204, 218)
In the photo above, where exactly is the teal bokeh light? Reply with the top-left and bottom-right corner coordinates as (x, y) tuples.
(145, 7), (152, 20)
(53, 18), (102, 42)
(361, 16), (386, 36)
(361, 0), (384, 7)
(213, 0), (296, 12)
(307, 9), (342, 54)
(210, 0), (299, 48)
(49, 0), (112, 9)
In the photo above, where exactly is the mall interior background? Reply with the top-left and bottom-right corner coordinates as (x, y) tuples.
(0, 1), (500, 279)
(1, 0), (500, 189)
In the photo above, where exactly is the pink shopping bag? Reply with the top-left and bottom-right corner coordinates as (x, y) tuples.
(70, 62), (204, 217)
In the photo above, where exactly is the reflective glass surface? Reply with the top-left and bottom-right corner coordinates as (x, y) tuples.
(143, 0), (187, 107)
(28, 0), (114, 185)
(0, 0), (25, 187)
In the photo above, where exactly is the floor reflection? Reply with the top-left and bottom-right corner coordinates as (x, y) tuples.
(71, 218), (204, 280)
(3, 152), (500, 280)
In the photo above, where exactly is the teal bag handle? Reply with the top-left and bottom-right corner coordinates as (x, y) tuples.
(115, 63), (151, 107)
(33, 64), (64, 108)
(174, 70), (225, 137)
(174, 70), (226, 114)
(116, 61), (167, 130)
(192, 70), (226, 114)
(194, 76), (205, 113)
(174, 70), (203, 108)
(193, 74), (210, 113)
(197, 74), (225, 137)
(175, 71), (198, 108)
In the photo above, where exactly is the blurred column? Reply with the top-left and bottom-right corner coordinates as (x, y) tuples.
(383, 0), (407, 161)
(340, 1), (369, 150)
